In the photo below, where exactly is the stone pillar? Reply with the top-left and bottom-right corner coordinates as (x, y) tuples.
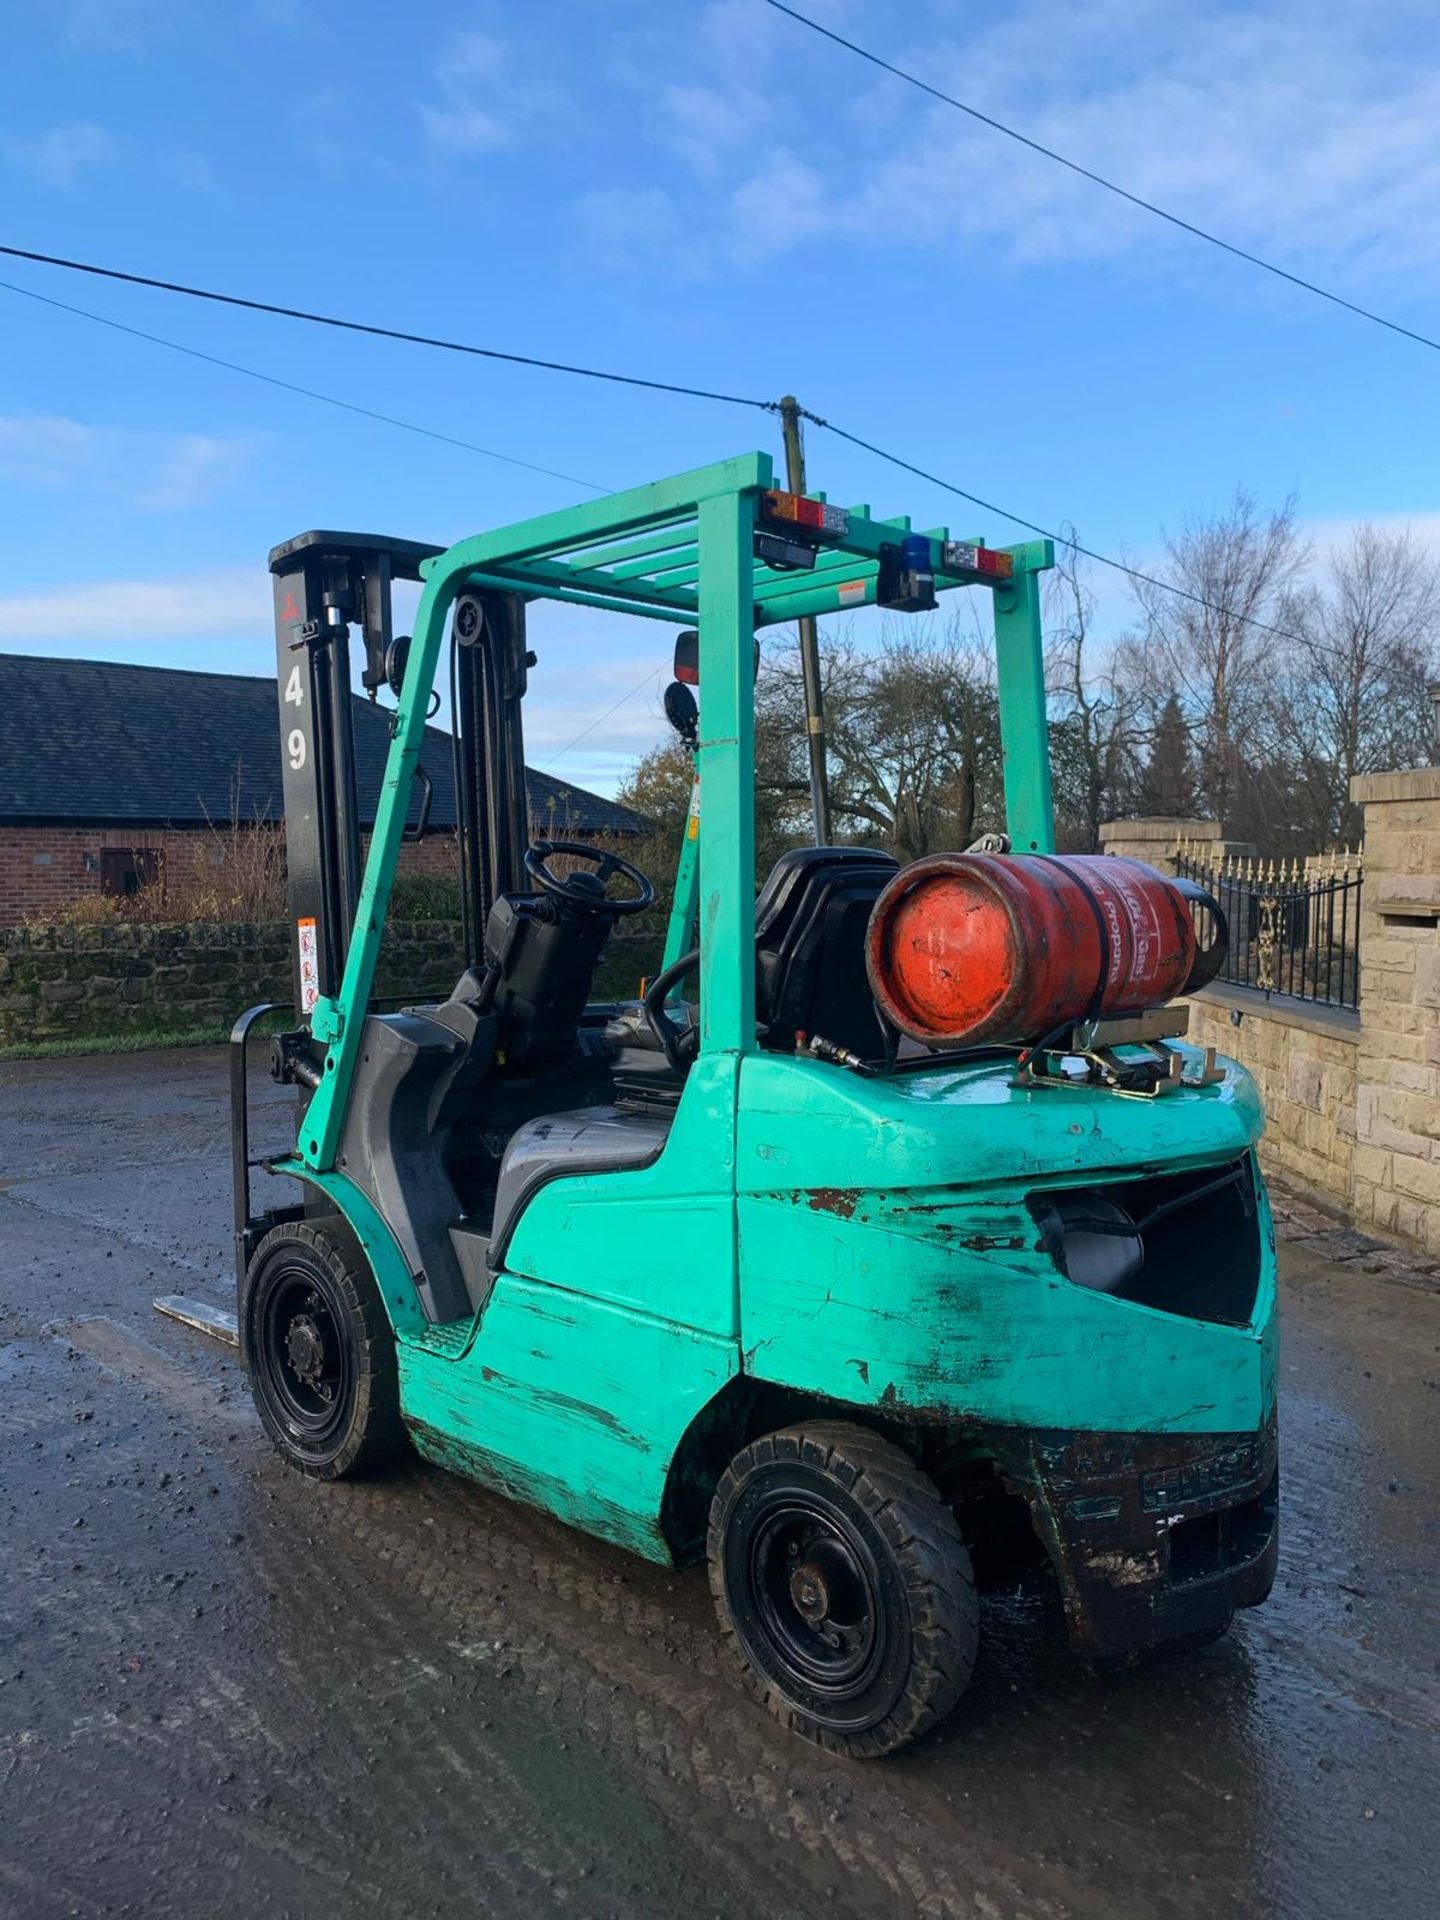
(1097, 817), (1220, 875)
(1349, 768), (1440, 1258)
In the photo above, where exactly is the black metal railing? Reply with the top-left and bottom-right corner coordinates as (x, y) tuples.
(1175, 843), (1363, 1012)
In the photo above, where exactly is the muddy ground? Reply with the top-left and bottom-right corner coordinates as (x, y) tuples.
(1, 1047), (1436, 1919)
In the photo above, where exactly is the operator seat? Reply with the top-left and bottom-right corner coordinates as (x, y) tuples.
(753, 846), (899, 1057)
(486, 848), (899, 1274)
(488, 1106), (672, 1267)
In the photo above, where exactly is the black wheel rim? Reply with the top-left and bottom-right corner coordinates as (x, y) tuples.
(753, 1498), (881, 1687)
(253, 1258), (353, 1456)
(725, 1470), (909, 1732)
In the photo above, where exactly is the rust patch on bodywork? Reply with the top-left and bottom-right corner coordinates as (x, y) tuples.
(984, 1419), (1279, 1666)
(803, 1187), (862, 1218)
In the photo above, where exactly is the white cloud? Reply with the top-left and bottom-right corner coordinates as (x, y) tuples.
(1300, 508), (1440, 569)
(0, 416), (259, 510)
(526, 662), (667, 797)
(138, 434), (256, 511)
(10, 120), (118, 187)
(419, 39), (509, 151)
(446, 29), (505, 80)
(660, 83), (761, 175)
(64, 0), (189, 55)
(728, 150), (832, 262)
(0, 569), (265, 644)
(420, 105), (509, 154)
(503, 601), (682, 794)
(417, 27), (562, 158)
(630, 0), (1440, 287)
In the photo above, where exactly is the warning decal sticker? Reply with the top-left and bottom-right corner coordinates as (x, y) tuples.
(297, 916), (320, 1014)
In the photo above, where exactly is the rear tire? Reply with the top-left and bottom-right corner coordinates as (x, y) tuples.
(708, 1421), (978, 1758)
(241, 1219), (406, 1480)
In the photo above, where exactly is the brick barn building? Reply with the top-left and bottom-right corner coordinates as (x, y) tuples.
(0, 654), (643, 926)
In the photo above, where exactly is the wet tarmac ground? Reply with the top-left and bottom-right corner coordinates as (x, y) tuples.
(1, 1047), (1436, 1920)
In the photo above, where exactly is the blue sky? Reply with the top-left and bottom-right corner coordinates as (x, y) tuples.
(3, 0), (1440, 793)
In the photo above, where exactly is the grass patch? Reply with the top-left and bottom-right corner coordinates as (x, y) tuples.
(0, 1023), (235, 1062)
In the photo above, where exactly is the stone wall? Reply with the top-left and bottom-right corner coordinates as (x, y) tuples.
(0, 918), (661, 1048)
(0, 922), (448, 1046)
(1348, 769), (1440, 1259)
(1096, 817), (1221, 866)
(1185, 986), (1359, 1204)
(1097, 816), (1256, 870)
(1101, 781), (1440, 1261)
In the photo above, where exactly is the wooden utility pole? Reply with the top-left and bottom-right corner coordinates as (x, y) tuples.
(778, 396), (832, 844)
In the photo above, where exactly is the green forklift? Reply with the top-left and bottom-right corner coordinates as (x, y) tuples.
(232, 452), (1278, 1758)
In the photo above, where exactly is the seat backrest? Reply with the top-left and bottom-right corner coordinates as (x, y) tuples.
(755, 846), (899, 1057)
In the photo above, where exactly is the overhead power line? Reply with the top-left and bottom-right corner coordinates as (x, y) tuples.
(543, 668), (662, 770)
(0, 243), (778, 411)
(0, 271), (653, 767)
(763, 0), (1440, 359)
(803, 409), (1307, 645)
(0, 277), (608, 493)
(1, 253), (1305, 645)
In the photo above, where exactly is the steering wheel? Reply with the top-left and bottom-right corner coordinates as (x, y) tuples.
(641, 948), (700, 1072)
(523, 839), (655, 917)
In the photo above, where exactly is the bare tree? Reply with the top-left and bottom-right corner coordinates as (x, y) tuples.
(1130, 490), (1308, 835)
(1275, 524), (1440, 847)
(757, 618), (1002, 861)
(1044, 537), (1147, 849)
(614, 497), (1440, 878)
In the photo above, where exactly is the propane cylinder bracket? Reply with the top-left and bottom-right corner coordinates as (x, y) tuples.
(1072, 1006), (1190, 1050)
(1017, 1031), (1224, 1100)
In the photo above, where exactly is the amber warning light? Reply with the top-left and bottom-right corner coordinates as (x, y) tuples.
(760, 491), (849, 539)
(941, 541), (1014, 580)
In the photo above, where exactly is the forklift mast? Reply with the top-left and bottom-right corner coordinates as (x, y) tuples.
(267, 532), (531, 1020)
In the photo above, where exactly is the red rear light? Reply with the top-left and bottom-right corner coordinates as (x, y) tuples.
(941, 541), (1014, 580)
(761, 490), (849, 539)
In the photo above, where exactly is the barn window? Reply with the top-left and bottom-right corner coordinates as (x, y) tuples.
(100, 847), (161, 898)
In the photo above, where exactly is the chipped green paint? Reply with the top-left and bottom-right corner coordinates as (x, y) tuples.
(398, 1276), (736, 1563)
(734, 1050), (1276, 1436)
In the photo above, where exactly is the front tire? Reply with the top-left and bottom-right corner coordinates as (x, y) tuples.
(708, 1421), (978, 1758)
(241, 1219), (405, 1480)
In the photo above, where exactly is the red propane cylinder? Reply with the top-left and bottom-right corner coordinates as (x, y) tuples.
(865, 853), (1201, 1048)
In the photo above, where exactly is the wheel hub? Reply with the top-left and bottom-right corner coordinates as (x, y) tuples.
(789, 1561), (831, 1625)
(285, 1312), (327, 1392)
(750, 1511), (881, 1683)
